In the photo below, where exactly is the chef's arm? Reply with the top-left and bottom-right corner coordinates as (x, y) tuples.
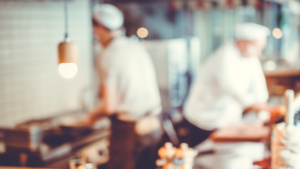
(217, 69), (256, 108)
(242, 81), (269, 114)
(215, 54), (256, 108)
(225, 85), (256, 109)
(243, 102), (269, 114)
(217, 64), (268, 110)
(88, 84), (118, 123)
(101, 84), (118, 114)
(88, 103), (106, 124)
(243, 62), (269, 114)
(243, 103), (285, 124)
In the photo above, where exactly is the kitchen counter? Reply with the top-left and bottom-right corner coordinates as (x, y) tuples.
(192, 124), (269, 169)
(264, 69), (300, 77)
(156, 123), (270, 169)
(193, 140), (266, 169)
(0, 167), (56, 169)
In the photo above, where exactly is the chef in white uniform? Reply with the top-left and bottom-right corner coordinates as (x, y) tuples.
(89, 4), (162, 169)
(183, 23), (271, 146)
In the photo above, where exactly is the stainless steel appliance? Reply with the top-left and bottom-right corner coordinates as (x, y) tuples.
(0, 112), (110, 168)
(142, 37), (201, 112)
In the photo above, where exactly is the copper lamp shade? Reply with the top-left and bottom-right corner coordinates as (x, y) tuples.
(57, 0), (79, 79)
(58, 41), (78, 64)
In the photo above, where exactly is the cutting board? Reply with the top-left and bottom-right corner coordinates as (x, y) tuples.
(210, 123), (271, 142)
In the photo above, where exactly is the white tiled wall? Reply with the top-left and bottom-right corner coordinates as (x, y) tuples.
(0, 0), (93, 125)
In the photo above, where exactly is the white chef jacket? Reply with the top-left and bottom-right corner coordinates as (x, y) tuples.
(96, 37), (161, 122)
(184, 41), (268, 130)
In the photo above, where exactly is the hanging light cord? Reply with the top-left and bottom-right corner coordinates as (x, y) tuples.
(64, 0), (69, 40)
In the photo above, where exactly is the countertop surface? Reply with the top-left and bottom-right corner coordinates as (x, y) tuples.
(264, 68), (300, 77)
(191, 123), (269, 169)
(193, 140), (266, 169)
(0, 167), (57, 169)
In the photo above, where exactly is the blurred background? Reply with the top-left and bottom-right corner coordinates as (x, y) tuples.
(104, 0), (300, 112)
(0, 0), (299, 168)
(0, 0), (299, 127)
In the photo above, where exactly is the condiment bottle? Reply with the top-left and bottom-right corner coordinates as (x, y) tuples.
(174, 143), (197, 169)
(158, 142), (177, 160)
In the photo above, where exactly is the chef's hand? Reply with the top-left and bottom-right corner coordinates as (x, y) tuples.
(253, 157), (270, 168)
(83, 103), (108, 127)
(245, 102), (270, 113)
(243, 102), (270, 115)
(244, 103), (284, 124)
(267, 105), (285, 124)
(88, 111), (107, 124)
(257, 105), (284, 125)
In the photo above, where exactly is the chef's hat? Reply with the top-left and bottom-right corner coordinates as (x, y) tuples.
(93, 4), (124, 30)
(235, 23), (270, 41)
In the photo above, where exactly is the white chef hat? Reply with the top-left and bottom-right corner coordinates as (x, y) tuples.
(93, 4), (124, 30)
(235, 22), (270, 41)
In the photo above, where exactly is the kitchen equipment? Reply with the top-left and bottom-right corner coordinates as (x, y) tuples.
(1, 125), (43, 152)
(0, 111), (110, 167)
(42, 115), (93, 147)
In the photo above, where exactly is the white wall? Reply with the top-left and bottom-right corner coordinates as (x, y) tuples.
(0, 0), (93, 125)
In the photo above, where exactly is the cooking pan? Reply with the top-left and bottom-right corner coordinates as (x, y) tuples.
(43, 118), (92, 147)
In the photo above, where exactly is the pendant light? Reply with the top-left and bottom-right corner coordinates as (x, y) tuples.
(57, 0), (78, 79)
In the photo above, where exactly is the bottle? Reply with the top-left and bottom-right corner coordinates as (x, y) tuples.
(174, 143), (197, 169)
(284, 89), (295, 126)
(173, 143), (188, 169)
(293, 93), (300, 126)
(158, 142), (177, 160)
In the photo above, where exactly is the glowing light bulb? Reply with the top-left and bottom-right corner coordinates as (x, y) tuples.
(137, 27), (149, 38)
(272, 28), (282, 39)
(58, 63), (78, 79)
